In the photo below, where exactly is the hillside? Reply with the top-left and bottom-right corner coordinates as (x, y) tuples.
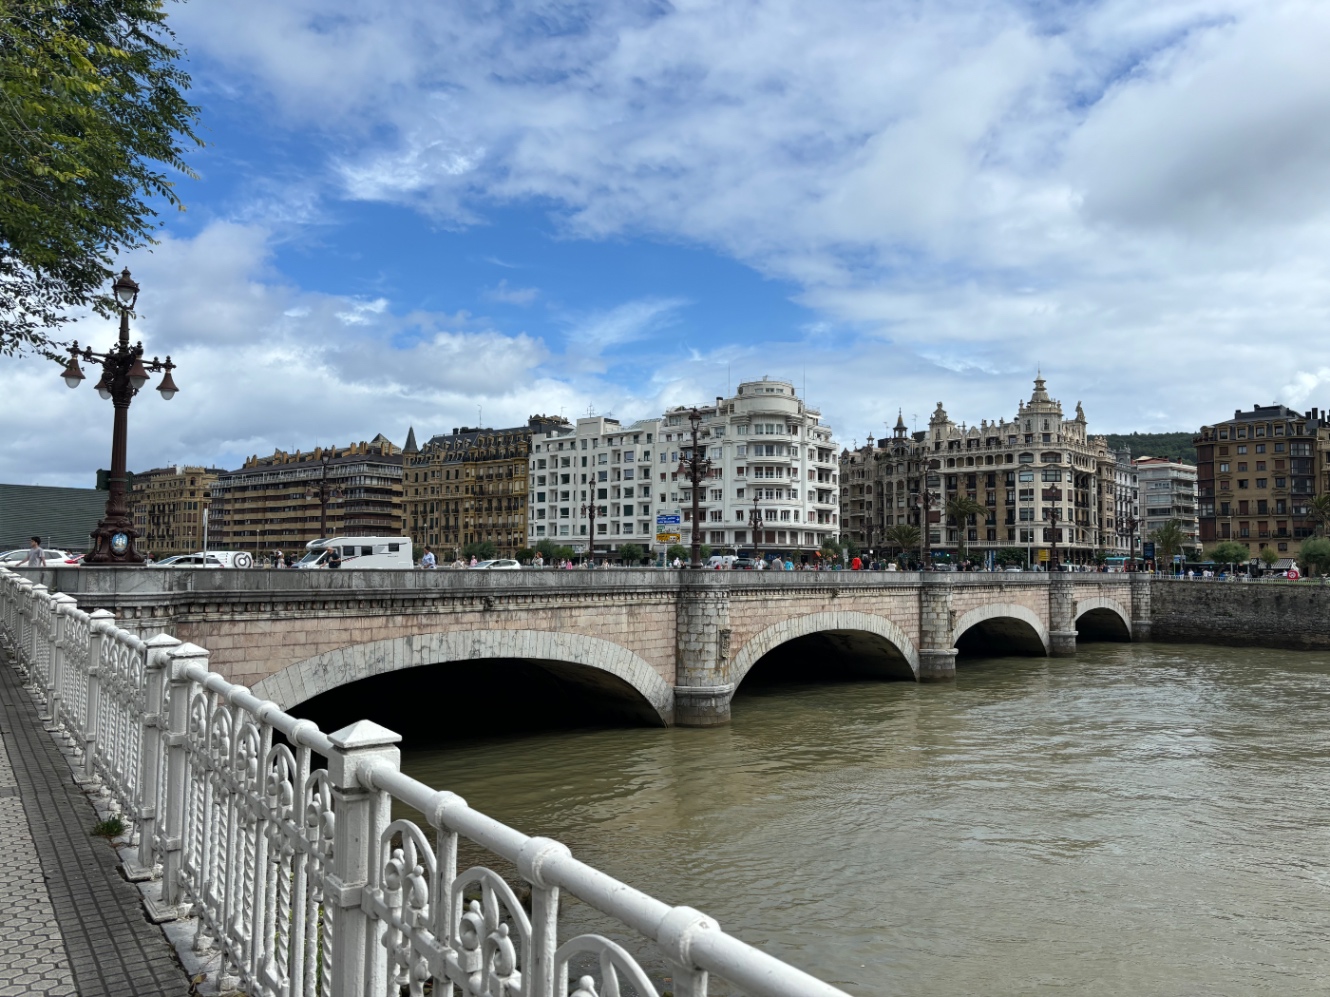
(1102, 432), (1196, 464)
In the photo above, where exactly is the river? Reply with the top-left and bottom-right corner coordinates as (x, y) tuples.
(399, 643), (1330, 995)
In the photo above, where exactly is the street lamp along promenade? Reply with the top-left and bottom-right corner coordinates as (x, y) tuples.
(580, 499), (598, 563)
(306, 450), (344, 538)
(677, 408), (713, 569)
(748, 492), (763, 564)
(59, 269), (179, 565)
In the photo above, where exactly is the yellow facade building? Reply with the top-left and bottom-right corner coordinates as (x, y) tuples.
(404, 417), (568, 558)
(130, 465), (223, 558)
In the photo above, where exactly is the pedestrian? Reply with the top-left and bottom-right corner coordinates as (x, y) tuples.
(22, 536), (45, 567)
(420, 546), (436, 570)
(851, 555), (862, 570)
(470, 555), (478, 567)
(672, 556), (682, 569)
(273, 549), (284, 569)
(534, 553), (545, 568)
(326, 545), (342, 569)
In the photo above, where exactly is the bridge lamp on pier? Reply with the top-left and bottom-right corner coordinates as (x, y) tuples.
(677, 407), (713, 569)
(59, 268), (181, 565)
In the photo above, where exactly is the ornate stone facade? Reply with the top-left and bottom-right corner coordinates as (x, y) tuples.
(129, 465), (223, 558)
(840, 377), (1113, 565)
(406, 416), (568, 558)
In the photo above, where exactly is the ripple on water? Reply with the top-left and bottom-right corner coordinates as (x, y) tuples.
(399, 642), (1330, 996)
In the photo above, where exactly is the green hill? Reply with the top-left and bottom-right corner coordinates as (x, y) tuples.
(1102, 432), (1196, 464)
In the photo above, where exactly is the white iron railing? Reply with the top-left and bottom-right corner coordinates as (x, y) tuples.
(0, 566), (852, 997)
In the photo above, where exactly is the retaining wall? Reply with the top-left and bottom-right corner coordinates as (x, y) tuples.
(1150, 579), (1330, 650)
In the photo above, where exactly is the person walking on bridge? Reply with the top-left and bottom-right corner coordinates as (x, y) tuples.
(22, 537), (45, 567)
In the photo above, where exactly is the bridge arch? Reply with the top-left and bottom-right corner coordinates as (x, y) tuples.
(951, 603), (1049, 657)
(251, 629), (674, 725)
(729, 611), (921, 687)
(1075, 597), (1132, 641)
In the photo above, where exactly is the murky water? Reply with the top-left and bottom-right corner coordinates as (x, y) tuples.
(400, 644), (1330, 995)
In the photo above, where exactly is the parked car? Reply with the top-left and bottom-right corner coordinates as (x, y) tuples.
(0, 548), (74, 565)
(470, 559), (521, 570)
(731, 558), (757, 570)
(153, 553), (226, 568)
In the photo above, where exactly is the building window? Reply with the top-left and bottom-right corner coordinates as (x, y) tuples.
(1238, 480), (1248, 489)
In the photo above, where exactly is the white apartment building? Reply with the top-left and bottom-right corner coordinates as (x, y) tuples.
(668, 377), (840, 557)
(1107, 447), (1140, 557)
(526, 378), (840, 559)
(526, 415), (665, 554)
(1134, 456), (1199, 550)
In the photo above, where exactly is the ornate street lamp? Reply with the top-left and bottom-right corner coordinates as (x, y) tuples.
(677, 408), (713, 569)
(1118, 515), (1139, 569)
(915, 486), (937, 569)
(748, 492), (763, 563)
(580, 499), (598, 562)
(306, 450), (344, 538)
(60, 269), (179, 564)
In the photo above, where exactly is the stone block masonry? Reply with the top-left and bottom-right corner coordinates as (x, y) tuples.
(1150, 579), (1330, 650)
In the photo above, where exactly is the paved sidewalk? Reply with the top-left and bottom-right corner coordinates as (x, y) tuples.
(0, 661), (188, 996)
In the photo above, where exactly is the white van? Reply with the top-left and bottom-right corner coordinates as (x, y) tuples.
(294, 537), (412, 570)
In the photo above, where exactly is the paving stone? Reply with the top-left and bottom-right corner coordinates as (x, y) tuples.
(0, 661), (188, 996)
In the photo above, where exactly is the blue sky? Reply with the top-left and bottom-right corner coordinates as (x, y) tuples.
(6, 0), (1330, 485)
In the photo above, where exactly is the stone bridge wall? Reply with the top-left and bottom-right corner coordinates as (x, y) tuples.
(19, 568), (1144, 726)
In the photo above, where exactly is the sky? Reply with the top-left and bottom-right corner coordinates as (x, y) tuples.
(6, 0), (1330, 486)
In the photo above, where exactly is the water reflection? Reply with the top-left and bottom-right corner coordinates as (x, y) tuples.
(398, 643), (1330, 995)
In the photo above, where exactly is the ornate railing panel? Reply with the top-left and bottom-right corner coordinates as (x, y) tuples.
(0, 566), (852, 997)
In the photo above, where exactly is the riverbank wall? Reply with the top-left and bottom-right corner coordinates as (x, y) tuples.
(1149, 579), (1330, 650)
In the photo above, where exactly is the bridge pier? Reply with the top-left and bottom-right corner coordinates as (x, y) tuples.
(1130, 574), (1153, 641)
(1049, 577), (1078, 657)
(675, 581), (735, 725)
(918, 576), (957, 682)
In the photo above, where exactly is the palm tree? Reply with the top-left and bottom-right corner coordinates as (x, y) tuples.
(1149, 519), (1188, 575)
(1307, 493), (1330, 537)
(885, 523), (920, 566)
(945, 496), (988, 563)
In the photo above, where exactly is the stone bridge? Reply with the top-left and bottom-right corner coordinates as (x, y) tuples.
(21, 570), (1150, 726)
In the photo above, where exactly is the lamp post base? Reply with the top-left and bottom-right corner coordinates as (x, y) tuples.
(84, 518), (145, 565)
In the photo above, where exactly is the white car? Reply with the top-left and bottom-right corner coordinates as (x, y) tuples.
(153, 553), (226, 568)
(470, 559), (521, 570)
(0, 548), (76, 566)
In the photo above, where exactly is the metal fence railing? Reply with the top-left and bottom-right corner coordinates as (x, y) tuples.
(0, 565), (852, 997)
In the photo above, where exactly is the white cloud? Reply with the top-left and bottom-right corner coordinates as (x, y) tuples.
(86, 0), (1330, 440)
(0, 222), (558, 486)
(483, 280), (540, 306)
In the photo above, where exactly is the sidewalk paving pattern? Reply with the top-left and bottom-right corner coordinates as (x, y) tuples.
(0, 661), (188, 996)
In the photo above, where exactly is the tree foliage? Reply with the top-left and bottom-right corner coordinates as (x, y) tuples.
(617, 543), (645, 565)
(1102, 432), (1196, 464)
(945, 496), (987, 559)
(0, 0), (201, 357)
(994, 547), (1027, 567)
(1307, 494), (1330, 537)
(1258, 546), (1281, 569)
(884, 524), (920, 563)
(1298, 537), (1330, 576)
(462, 540), (497, 561)
(1208, 541), (1250, 568)
(1148, 519), (1188, 569)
